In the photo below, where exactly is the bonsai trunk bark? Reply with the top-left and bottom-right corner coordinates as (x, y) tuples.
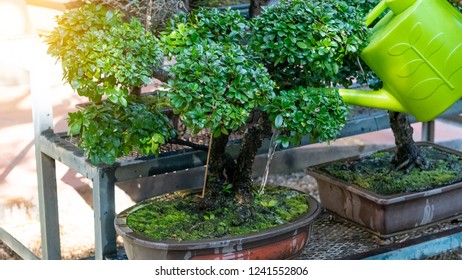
(231, 114), (272, 224)
(151, 67), (173, 83)
(203, 133), (230, 206)
(249, 0), (270, 18)
(389, 111), (426, 172)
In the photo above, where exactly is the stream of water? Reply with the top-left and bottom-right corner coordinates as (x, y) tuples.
(259, 128), (280, 194)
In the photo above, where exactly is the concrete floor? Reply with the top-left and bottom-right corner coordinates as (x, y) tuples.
(2, 0), (462, 260)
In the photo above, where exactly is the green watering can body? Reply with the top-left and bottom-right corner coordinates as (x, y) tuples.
(340, 0), (462, 122)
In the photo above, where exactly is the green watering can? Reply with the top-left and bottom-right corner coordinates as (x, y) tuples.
(339, 0), (462, 122)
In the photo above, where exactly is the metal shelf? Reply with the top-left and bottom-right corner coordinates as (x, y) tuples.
(97, 210), (462, 260)
(298, 211), (462, 260)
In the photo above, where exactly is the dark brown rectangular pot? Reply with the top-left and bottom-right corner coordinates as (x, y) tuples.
(307, 142), (462, 237)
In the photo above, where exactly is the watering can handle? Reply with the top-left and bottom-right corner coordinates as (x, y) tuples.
(365, 0), (418, 27)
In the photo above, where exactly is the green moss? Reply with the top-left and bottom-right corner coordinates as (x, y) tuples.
(321, 146), (462, 195)
(126, 186), (309, 241)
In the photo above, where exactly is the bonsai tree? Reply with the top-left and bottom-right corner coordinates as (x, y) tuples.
(46, 3), (176, 164)
(47, 0), (374, 229)
(159, 0), (372, 221)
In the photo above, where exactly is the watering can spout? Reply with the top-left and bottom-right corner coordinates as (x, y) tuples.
(339, 88), (406, 113)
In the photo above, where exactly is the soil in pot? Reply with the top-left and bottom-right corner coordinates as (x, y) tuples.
(115, 185), (321, 260)
(307, 142), (462, 236)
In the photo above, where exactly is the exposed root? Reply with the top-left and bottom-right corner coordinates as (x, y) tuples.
(232, 204), (253, 226)
(392, 152), (428, 173)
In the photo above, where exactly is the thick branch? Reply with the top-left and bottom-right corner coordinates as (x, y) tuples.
(168, 137), (208, 151)
(151, 67), (174, 83)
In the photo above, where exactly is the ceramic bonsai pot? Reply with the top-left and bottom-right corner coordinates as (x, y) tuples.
(307, 142), (462, 237)
(114, 194), (321, 260)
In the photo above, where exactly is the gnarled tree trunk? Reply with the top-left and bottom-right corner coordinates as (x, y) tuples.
(389, 111), (426, 172)
(233, 115), (272, 202)
(231, 113), (272, 224)
(202, 133), (230, 207)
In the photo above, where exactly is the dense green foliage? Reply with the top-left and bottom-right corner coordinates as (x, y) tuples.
(166, 42), (275, 136)
(321, 146), (462, 195)
(47, 3), (163, 104)
(46, 0), (385, 241)
(88, 0), (183, 33)
(67, 95), (175, 165)
(162, 8), (275, 138)
(268, 87), (347, 148)
(248, 0), (372, 89)
(161, 1), (373, 145)
(160, 8), (250, 57)
(47, 3), (172, 164)
(127, 186), (309, 240)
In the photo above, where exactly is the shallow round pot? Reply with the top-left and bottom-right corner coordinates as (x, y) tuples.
(114, 195), (321, 260)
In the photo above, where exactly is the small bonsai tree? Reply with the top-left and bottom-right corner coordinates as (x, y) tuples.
(46, 3), (175, 164)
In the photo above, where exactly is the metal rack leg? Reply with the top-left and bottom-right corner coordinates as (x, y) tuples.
(36, 152), (61, 259)
(421, 121), (435, 142)
(91, 169), (117, 260)
(29, 36), (62, 259)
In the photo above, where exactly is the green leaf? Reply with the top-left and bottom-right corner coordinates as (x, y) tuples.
(101, 153), (115, 165)
(281, 136), (290, 148)
(152, 133), (165, 144)
(220, 126), (229, 135)
(108, 94), (118, 103)
(397, 59), (425, 78)
(274, 114), (283, 129)
(119, 96), (128, 107)
(213, 129), (221, 138)
(141, 76), (152, 85)
(296, 42), (308, 49)
(69, 120), (82, 135)
(409, 22), (423, 45)
(106, 10), (114, 22)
